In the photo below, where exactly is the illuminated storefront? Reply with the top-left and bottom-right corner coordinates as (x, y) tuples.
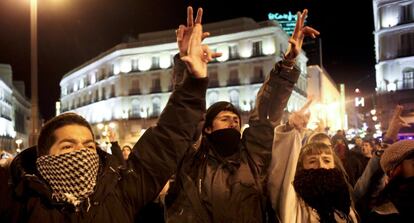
(60, 18), (309, 146)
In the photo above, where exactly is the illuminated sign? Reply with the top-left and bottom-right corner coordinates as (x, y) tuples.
(355, 97), (365, 107)
(268, 11), (299, 35)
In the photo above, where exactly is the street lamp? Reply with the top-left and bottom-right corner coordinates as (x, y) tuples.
(15, 139), (23, 153)
(29, 0), (39, 146)
(96, 122), (117, 153)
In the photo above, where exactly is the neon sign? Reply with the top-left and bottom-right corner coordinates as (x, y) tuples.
(268, 11), (299, 36)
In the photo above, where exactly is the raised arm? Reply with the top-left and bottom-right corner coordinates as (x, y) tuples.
(244, 10), (318, 175)
(123, 6), (220, 213)
(354, 105), (409, 199)
(250, 9), (319, 126)
(268, 100), (311, 222)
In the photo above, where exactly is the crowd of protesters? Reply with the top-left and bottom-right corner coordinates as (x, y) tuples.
(0, 6), (413, 223)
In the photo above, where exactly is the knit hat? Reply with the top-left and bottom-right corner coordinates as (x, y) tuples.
(202, 101), (241, 134)
(380, 140), (414, 175)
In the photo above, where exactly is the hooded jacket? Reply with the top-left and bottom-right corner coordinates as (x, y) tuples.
(165, 56), (301, 223)
(1, 75), (208, 223)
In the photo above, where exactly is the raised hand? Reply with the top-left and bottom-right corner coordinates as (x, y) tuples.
(176, 7), (210, 58)
(284, 9), (320, 62)
(178, 7), (222, 78)
(384, 105), (410, 141)
(180, 24), (221, 78)
(288, 99), (313, 131)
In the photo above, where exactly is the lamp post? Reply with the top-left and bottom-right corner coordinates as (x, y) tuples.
(29, 0), (39, 146)
(96, 122), (117, 153)
(15, 138), (23, 153)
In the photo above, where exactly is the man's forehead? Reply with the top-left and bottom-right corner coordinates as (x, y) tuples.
(215, 111), (239, 118)
(54, 125), (93, 140)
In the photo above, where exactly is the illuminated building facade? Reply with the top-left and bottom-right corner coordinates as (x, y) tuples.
(307, 65), (346, 133)
(60, 18), (308, 146)
(0, 64), (31, 152)
(373, 0), (414, 136)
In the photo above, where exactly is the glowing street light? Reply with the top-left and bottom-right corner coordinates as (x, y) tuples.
(15, 139), (23, 153)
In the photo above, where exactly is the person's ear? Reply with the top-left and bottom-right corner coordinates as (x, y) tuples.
(204, 127), (212, 134)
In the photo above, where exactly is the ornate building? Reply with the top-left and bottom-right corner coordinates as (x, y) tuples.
(0, 64), (31, 152)
(59, 18), (309, 146)
(373, 0), (414, 136)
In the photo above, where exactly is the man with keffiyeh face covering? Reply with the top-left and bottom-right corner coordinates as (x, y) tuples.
(1, 5), (219, 222)
(35, 113), (100, 209)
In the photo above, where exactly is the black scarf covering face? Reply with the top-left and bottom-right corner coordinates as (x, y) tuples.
(293, 168), (352, 223)
(206, 128), (241, 158)
(36, 148), (99, 207)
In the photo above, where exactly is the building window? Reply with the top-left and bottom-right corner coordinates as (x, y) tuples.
(252, 66), (264, 83)
(401, 3), (414, 24)
(252, 41), (263, 57)
(403, 68), (414, 89)
(107, 64), (114, 77)
(207, 91), (219, 107)
(152, 57), (160, 70)
(400, 32), (414, 57)
(79, 78), (85, 89)
(101, 87), (106, 100)
(73, 82), (78, 92)
(229, 90), (240, 108)
(228, 69), (239, 86)
(132, 59), (139, 71)
(130, 79), (141, 95)
(62, 87), (67, 96)
(90, 73), (96, 84)
(131, 99), (140, 118)
(151, 75), (161, 93)
(109, 84), (115, 98)
(229, 45), (239, 59)
(209, 70), (219, 87)
(151, 97), (161, 117)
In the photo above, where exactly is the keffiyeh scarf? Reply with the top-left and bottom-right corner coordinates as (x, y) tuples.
(36, 148), (99, 207)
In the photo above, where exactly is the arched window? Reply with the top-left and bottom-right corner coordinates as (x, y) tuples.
(229, 89), (240, 108)
(131, 99), (140, 118)
(207, 91), (219, 107)
(152, 97), (161, 117)
(403, 67), (414, 89)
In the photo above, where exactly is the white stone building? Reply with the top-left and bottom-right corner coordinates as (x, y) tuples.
(0, 64), (31, 151)
(373, 0), (414, 135)
(60, 18), (309, 146)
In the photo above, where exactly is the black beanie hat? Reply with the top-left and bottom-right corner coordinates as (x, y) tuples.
(203, 101), (241, 134)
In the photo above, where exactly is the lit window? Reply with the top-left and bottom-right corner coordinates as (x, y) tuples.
(152, 97), (161, 116)
(159, 53), (171, 69)
(138, 55), (152, 71)
(207, 91), (218, 107)
(229, 90), (240, 107)
(90, 73), (96, 84)
(79, 78), (84, 89)
(216, 45), (229, 62)
(239, 40), (252, 58)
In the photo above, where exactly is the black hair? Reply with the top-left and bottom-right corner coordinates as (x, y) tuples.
(37, 112), (94, 156)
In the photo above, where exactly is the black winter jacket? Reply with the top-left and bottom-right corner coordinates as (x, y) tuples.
(1, 76), (208, 223)
(165, 58), (301, 223)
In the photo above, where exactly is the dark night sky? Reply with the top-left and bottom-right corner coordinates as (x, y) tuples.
(0, 0), (375, 120)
